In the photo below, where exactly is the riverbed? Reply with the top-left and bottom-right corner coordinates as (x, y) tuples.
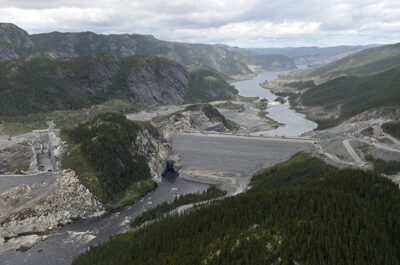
(232, 71), (317, 136)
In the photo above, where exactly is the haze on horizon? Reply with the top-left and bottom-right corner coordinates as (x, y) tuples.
(0, 0), (399, 48)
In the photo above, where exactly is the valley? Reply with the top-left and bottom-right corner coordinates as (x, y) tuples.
(0, 17), (400, 265)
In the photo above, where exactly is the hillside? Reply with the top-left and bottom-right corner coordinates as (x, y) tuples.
(0, 55), (237, 116)
(73, 153), (400, 265)
(309, 42), (400, 78)
(301, 66), (400, 125)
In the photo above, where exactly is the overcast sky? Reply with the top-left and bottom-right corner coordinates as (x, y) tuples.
(0, 0), (399, 47)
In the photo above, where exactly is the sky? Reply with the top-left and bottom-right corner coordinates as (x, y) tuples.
(0, 0), (399, 47)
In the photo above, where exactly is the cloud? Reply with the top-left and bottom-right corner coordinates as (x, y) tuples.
(0, 0), (399, 47)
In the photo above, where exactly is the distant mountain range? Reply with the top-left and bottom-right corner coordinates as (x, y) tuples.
(249, 45), (378, 66)
(0, 23), (296, 76)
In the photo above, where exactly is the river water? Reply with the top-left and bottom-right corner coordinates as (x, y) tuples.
(232, 71), (317, 136)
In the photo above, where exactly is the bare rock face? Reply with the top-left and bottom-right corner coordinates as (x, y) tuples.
(134, 130), (171, 182)
(0, 23), (35, 62)
(124, 60), (189, 105)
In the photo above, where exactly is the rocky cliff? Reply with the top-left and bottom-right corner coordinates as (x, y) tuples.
(0, 55), (188, 115)
(0, 23), (35, 62)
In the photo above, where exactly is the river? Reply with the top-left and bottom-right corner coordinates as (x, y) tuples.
(0, 177), (209, 265)
(232, 71), (317, 136)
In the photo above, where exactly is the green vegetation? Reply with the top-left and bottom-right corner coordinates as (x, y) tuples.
(301, 66), (400, 126)
(383, 122), (400, 140)
(62, 112), (156, 205)
(365, 154), (400, 175)
(185, 70), (238, 104)
(310, 42), (400, 78)
(130, 186), (227, 227)
(185, 103), (240, 130)
(73, 152), (400, 265)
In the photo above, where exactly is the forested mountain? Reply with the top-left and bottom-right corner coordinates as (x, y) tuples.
(73, 153), (400, 265)
(0, 23), (296, 76)
(0, 55), (237, 116)
(309, 42), (400, 78)
(301, 66), (400, 125)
